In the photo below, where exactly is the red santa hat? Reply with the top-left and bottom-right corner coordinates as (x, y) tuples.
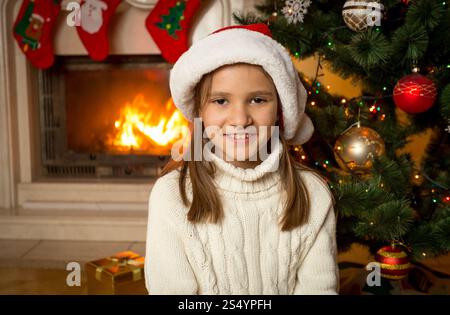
(169, 23), (314, 145)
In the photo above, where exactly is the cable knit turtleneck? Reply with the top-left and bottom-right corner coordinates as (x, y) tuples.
(145, 141), (339, 295)
(204, 140), (283, 196)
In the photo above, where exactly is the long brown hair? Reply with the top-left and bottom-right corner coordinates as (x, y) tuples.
(161, 64), (331, 231)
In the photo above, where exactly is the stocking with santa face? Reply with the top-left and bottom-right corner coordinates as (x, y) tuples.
(76, 0), (122, 61)
(13, 0), (61, 69)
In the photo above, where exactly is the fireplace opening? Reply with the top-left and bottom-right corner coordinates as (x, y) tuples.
(38, 55), (189, 179)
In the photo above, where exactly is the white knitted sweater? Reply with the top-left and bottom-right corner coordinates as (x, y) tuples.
(145, 142), (339, 295)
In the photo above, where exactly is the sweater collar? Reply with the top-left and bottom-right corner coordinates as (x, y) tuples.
(205, 140), (283, 194)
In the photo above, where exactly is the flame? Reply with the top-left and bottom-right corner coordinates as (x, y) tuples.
(110, 94), (190, 154)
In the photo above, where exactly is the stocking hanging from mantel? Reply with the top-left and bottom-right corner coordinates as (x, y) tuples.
(76, 0), (122, 61)
(146, 0), (203, 64)
(13, 0), (61, 69)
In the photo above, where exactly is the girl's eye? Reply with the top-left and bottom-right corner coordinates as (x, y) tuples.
(251, 97), (266, 104)
(212, 98), (228, 105)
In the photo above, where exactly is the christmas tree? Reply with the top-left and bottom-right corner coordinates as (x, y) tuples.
(235, 0), (450, 277)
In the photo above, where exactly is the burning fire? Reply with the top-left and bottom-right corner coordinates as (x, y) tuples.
(109, 94), (190, 155)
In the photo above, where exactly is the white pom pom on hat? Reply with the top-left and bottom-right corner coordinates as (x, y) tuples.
(169, 23), (314, 145)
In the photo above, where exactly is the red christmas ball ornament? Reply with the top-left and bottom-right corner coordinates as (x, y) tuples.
(375, 245), (411, 280)
(393, 74), (437, 113)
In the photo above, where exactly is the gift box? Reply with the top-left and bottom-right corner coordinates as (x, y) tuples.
(85, 251), (147, 295)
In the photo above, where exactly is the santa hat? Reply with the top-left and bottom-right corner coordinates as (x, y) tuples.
(169, 23), (314, 145)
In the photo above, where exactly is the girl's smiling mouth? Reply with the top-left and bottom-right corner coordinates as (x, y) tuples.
(224, 132), (257, 144)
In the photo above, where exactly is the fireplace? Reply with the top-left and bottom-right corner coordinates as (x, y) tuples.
(0, 0), (253, 240)
(38, 55), (189, 179)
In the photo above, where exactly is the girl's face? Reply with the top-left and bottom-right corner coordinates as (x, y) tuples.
(200, 64), (278, 168)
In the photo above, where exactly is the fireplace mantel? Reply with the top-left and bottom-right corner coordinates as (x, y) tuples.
(0, 0), (262, 241)
(54, 0), (237, 56)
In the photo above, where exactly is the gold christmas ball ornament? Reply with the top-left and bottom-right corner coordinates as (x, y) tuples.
(334, 126), (385, 173)
(342, 0), (385, 32)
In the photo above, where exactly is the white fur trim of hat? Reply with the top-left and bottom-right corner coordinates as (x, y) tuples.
(169, 23), (314, 145)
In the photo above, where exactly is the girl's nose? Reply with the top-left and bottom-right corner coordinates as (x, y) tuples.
(228, 103), (252, 127)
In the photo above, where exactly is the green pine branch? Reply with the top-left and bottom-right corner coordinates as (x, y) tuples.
(406, 0), (446, 31)
(308, 105), (347, 139)
(371, 155), (413, 199)
(391, 23), (429, 66)
(348, 29), (393, 70)
(353, 199), (414, 241)
(334, 176), (390, 217)
(440, 84), (450, 118)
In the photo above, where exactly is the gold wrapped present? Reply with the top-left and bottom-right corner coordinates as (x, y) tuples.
(85, 251), (147, 295)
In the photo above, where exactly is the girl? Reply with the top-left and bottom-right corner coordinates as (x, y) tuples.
(145, 23), (339, 295)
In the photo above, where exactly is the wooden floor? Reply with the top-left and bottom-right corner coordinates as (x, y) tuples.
(0, 241), (449, 295)
(0, 268), (88, 295)
(0, 239), (146, 295)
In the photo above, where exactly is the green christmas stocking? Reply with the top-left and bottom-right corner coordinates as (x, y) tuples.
(146, 0), (203, 64)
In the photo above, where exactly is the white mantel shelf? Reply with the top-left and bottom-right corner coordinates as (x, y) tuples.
(1, 181), (153, 241)
(18, 182), (153, 206)
(0, 208), (148, 241)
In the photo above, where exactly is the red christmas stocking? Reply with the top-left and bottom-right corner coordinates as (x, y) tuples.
(146, 0), (203, 64)
(13, 0), (61, 69)
(76, 0), (121, 61)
